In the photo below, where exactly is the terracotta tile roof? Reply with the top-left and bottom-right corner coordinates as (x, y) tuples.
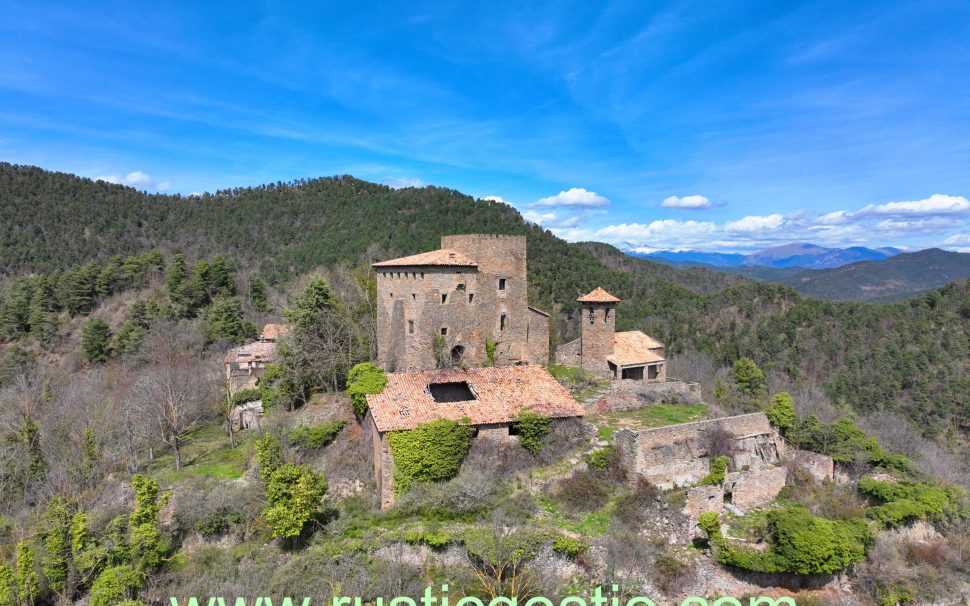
(367, 365), (584, 432)
(224, 340), (279, 365)
(577, 287), (621, 303)
(260, 323), (290, 341)
(372, 248), (478, 268)
(608, 331), (665, 367)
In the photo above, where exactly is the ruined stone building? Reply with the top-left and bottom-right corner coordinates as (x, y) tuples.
(364, 365), (584, 508)
(555, 287), (667, 381)
(224, 323), (290, 400)
(373, 234), (549, 372)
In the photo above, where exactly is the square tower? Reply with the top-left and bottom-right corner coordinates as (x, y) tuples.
(578, 287), (620, 374)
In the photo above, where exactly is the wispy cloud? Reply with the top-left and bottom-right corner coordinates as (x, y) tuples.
(532, 187), (609, 209)
(659, 194), (720, 210)
(382, 176), (424, 189)
(95, 171), (170, 191)
(546, 194), (970, 252)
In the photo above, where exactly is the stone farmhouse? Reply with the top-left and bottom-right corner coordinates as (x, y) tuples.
(555, 287), (667, 382)
(364, 365), (583, 508)
(224, 323), (290, 400)
(373, 234), (550, 372)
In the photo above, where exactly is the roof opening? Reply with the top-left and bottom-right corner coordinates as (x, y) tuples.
(429, 381), (476, 403)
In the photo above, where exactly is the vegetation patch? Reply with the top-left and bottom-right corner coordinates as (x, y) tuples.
(590, 402), (708, 436)
(700, 506), (873, 575)
(387, 419), (473, 496)
(858, 477), (967, 528)
(346, 362), (387, 416)
(290, 420), (347, 450)
(511, 410), (552, 455)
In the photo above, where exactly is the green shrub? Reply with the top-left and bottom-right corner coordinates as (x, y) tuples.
(255, 433), (283, 478)
(552, 534), (588, 558)
(346, 362), (387, 416)
(858, 477), (966, 527)
(586, 445), (616, 470)
(402, 528), (454, 550)
(701, 455), (729, 485)
(195, 509), (244, 537)
(231, 388), (261, 406)
(387, 419), (473, 495)
(89, 565), (142, 606)
(512, 410), (552, 455)
(262, 462), (328, 539)
(766, 392), (796, 432)
(699, 507), (872, 575)
(290, 420), (347, 449)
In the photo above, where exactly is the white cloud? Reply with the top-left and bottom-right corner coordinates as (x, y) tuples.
(533, 187), (609, 209)
(860, 194), (970, 216)
(482, 195), (506, 203)
(94, 170), (169, 192)
(724, 214), (785, 233)
(522, 210), (558, 224)
(659, 194), (718, 210)
(382, 176), (423, 189)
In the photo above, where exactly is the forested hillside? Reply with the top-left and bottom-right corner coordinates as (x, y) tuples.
(2, 162), (969, 440)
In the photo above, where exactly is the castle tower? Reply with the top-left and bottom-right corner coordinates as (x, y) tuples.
(577, 287), (620, 374)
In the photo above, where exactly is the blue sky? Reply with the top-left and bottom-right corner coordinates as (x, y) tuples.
(2, 1), (970, 252)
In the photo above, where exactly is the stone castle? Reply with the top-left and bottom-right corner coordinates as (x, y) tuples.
(373, 234), (550, 372)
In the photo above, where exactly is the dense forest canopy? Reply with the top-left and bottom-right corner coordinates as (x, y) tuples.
(1, 162), (968, 439)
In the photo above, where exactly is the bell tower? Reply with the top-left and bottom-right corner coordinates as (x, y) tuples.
(577, 287), (620, 373)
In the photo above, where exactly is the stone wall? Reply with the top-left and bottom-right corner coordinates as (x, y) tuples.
(376, 235), (548, 372)
(727, 466), (788, 511)
(790, 449), (834, 483)
(614, 413), (785, 489)
(594, 380), (703, 413)
(685, 484), (726, 518)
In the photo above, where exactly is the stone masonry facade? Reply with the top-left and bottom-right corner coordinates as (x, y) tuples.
(374, 235), (548, 372)
(613, 412), (786, 490)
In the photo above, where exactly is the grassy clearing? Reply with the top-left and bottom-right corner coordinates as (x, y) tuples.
(547, 364), (611, 402)
(149, 422), (252, 484)
(590, 403), (709, 439)
(535, 494), (612, 536)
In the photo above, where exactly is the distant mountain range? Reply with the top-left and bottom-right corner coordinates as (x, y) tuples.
(635, 244), (970, 301)
(634, 242), (905, 270)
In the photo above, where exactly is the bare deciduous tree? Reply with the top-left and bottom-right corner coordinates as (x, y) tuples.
(134, 323), (218, 470)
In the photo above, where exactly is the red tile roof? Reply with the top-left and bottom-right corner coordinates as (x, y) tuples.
(367, 365), (584, 432)
(608, 331), (665, 367)
(260, 323), (290, 341)
(372, 248), (478, 268)
(224, 340), (278, 365)
(577, 287), (621, 303)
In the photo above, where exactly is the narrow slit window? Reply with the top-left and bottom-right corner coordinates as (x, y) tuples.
(408, 320), (414, 334)
(441, 293), (448, 304)
(468, 293), (475, 303)
(500, 314), (507, 331)
(605, 309), (610, 323)
(498, 278), (507, 291)
(589, 310), (595, 324)
(441, 327), (448, 336)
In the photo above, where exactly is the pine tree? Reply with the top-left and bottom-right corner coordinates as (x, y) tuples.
(203, 298), (257, 344)
(80, 317), (112, 363)
(165, 253), (187, 296)
(249, 276), (269, 312)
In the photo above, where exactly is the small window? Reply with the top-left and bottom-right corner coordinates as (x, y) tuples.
(500, 314), (507, 331)
(408, 320), (414, 334)
(390, 292), (394, 299)
(420, 272), (425, 279)
(412, 293), (416, 300)
(429, 381), (476, 403)
(441, 327), (448, 336)
(498, 278), (507, 291)
(605, 308), (610, 323)
(468, 293), (475, 303)
(456, 283), (465, 291)
(589, 310), (595, 324)
(441, 293), (448, 304)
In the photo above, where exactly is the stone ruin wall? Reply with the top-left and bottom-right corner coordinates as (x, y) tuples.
(614, 412), (786, 490)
